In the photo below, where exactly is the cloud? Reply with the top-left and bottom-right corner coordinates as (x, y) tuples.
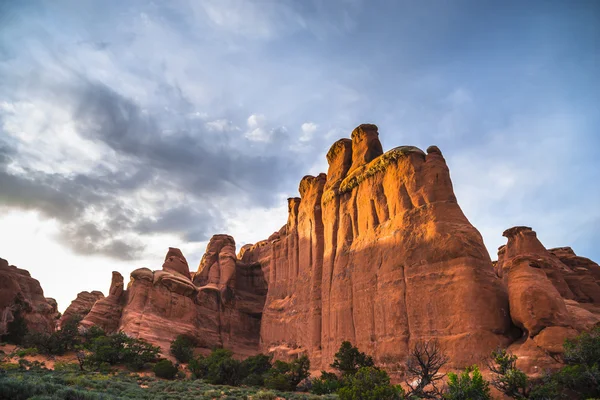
(300, 122), (318, 142)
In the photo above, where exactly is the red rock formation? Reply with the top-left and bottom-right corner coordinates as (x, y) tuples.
(77, 244), (267, 356)
(243, 124), (513, 371)
(80, 272), (126, 333)
(70, 124), (600, 378)
(0, 258), (57, 336)
(497, 227), (600, 375)
(60, 291), (104, 328)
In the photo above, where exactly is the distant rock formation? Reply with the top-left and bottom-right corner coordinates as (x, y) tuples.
(0, 258), (58, 336)
(78, 238), (267, 355)
(57, 124), (599, 376)
(59, 290), (104, 328)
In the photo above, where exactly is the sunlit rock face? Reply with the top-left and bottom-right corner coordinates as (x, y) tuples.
(67, 123), (599, 377)
(243, 124), (513, 371)
(0, 258), (58, 335)
(497, 227), (600, 375)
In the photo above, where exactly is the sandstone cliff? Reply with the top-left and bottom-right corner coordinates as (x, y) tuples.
(62, 124), (599, 377)
(0, 258), (58, 336)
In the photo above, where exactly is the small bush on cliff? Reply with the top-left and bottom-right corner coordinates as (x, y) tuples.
(264, 355), (310, 391)
(337, 366), (405, 400)
(170, 334), (195, 363)
(444, 365), (491, 400)
(153, 359), (178, 379)
(332, 341), (375, 376)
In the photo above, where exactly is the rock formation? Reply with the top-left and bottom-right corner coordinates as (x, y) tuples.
(78, 239), (267, 355)
(59, 290), (104, 328)
(61, 124), (599, 378)
(80, 272), (126, 333)
(0, 258), (57, 336)
(496, 226), (600, 374)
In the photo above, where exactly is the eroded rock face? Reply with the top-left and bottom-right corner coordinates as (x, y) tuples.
(78, 244), (267, 356)
(243, 125), (513, 370)
(80, 272), (126, 333)
(497, 227), (600, 374)
(60, 291), (104, 328)
(0, 258), (57, 335)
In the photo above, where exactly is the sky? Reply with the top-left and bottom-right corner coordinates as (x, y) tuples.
(0, 0), (599, 312)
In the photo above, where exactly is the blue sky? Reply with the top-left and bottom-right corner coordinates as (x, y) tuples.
(0, 0), (599, 310)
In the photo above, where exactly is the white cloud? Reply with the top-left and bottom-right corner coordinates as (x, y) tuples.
(300, 122), (318, 142)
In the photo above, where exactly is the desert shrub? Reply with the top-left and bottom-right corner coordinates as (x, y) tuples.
(405, 339), (448, 399)
(188, 348), (242, 385)
(311, 371), (342, 395)
(332, 341), (375, 376)
(337, 366), (404, 400)
(54, 362), (81, 372)
(153, 359), (178, 379)
(264, 355), (310, 392)
(253, 390), (278, 400)
(240, 353), (272, 386)
(86, 331), (160, 371)
(488, 348), (530, 399)
(445, 365), (491, 400)
(188, 354), (209, 379)
(80, 325), (106, 347)
(15, 347), (38, 357)
(548, 326), (600, 399)
(24, 315), (82, 355)
(170, 334), (195, 363)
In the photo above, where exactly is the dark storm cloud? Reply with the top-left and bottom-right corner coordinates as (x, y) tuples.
(0, 75), (303, 260)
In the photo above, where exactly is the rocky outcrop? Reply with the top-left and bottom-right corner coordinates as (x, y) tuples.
(59, 291), (104, 328)
(80, 272), (126, 333)
(497, 227), (600, 374)
(76, 243), (268, 356)
(242, 124), (513, 370)
(0, 258), (57, 336)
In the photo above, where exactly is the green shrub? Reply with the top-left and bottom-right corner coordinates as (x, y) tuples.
(337, 366), (404, 400)
(188, 354), (208, 379)
(15, 347), (38, 357)
(332, 341), (375, 376)
(54, 362), (81, 372)
(24, 315), (82, 355)
(86, 331), (160, 371)
(253, 390), (277, 400)
(264, 355), (310, 392)
(488, 348), (530, 399)
(240, 353), (272, 386)
(170, 334), (195, 363)
(153, 359), (178, 379)
(311, 371), (342, 395)
(445, 365), (491, 400)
